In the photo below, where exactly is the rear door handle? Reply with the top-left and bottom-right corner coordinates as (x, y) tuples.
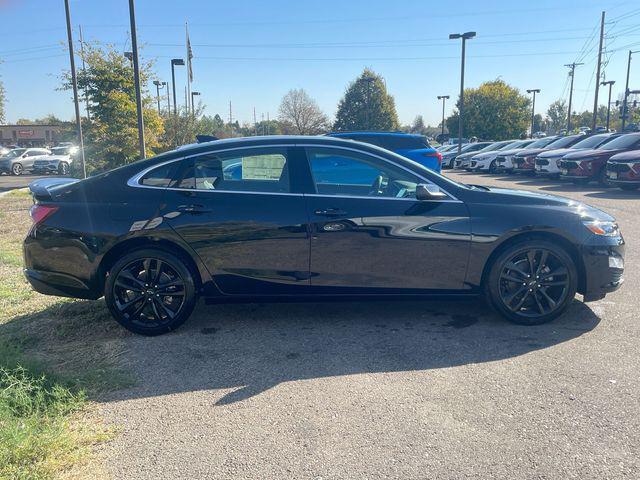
(177, 204), (211, 214)
(314, 208), (347, 217)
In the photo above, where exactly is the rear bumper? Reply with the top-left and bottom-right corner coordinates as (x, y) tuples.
(24, 268), (101, 300)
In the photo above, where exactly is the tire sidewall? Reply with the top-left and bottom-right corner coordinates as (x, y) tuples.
(12, 163), (22, 175)
(485, 239), (578, 325)
(105, 248), (197, 336)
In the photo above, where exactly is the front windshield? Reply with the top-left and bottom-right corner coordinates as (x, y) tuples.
(50, 147), (68, 155)
(499, 141), (524, 150)
(571, 134), (611, 149)
(1, 149), (26, 159)
(545, 135), (580, 149)
(597, 134), (640, 150)
(528, 137), (557, 149)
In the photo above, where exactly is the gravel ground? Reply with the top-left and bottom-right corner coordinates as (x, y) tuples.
(98, 171), (640, 479)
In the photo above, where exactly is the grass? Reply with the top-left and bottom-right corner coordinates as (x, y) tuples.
(0, 193), (132, 479)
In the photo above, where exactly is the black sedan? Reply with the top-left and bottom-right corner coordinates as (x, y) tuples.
(24, 136), (625, 335)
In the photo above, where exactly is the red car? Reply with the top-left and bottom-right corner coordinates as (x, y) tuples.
(558, 133), (640, 185)
(606, 149), (640, 191)
(511, 135), (581, 174)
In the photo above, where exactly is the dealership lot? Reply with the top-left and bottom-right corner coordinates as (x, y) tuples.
(93, 171), (639, 479)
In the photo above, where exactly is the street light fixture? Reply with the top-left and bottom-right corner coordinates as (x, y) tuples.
(526, 89), (541, 138)
(600, 80), (615, 131)
(171, 58), (185, 116)
(449, 31), (476, 155)
(124, 51), (133, 62)
(191, 91), (201, 114)
(153, 80), (167, 115)
(437, 95), (450, 138)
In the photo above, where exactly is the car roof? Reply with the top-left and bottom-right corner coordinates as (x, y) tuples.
(328, 132), (425, 139)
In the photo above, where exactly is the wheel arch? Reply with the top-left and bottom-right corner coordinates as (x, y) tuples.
(97, 236), (213, 295)
(480, 230), (586, 294)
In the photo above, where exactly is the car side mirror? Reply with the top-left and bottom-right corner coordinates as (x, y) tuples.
(416, 183), (447, 201)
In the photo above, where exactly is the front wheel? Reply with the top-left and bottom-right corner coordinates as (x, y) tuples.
(105, 249), (197, 335)
(488, 160), (497, 173)
(485, 240), (578, 325)
(11, 163), (23, 176)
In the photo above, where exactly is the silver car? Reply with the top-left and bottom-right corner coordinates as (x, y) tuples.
(0, 147), (51, 175)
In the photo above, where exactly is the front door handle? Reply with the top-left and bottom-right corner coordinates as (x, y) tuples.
(314, 208), (347, 217)
(177, 204), (211, 214)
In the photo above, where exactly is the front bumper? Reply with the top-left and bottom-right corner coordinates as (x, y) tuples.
(606, 163), (640, 184)
(535, 158), (561, 175)
(512, 159), (535, 173)
(579, 239), (625, 302)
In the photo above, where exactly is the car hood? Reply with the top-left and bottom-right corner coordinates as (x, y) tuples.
(469, 186), (614, 222)
(608, 150), (640, 162)
(561, 148), (622, 160)
(536, 147), (578, 159)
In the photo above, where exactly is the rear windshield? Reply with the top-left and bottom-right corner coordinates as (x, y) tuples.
(598, 134), (640, 150)
(348, 135), (430, 150)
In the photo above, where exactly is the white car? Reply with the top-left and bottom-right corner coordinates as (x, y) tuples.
(0, 147), (51, 175)
(469, 140), (533, 172)
(453, 140), (513, 169)
(535, 133), (618, 176)
(441, 142), (491, 169)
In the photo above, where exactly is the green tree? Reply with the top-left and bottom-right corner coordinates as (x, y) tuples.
(64, 43), (163, 173)
(334, 68), (399, 131)
(445, 79), (530, 140)
(546, 100), (568, 134)
(533, 113), (546, 134)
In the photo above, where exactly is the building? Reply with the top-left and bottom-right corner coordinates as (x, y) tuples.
(0, 124), (64, 147)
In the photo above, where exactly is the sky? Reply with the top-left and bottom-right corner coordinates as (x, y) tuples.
(1, 0), (640, 127)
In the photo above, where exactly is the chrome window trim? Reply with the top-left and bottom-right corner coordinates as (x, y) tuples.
(127, 142), (460, 201)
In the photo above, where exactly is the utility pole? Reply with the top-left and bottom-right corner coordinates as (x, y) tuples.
(166, 82), (171, 114)
(526, 89), (541, 137)
(267, 112), (270, 135)
(437, 95), (449, 138)
(592, 11), (605, 132)
(449, 31), (476, 155)
(128, 0), (145, 159)
(601, 80), (615, 131)
(229, 101), (233, 136)
(63, 0), (86, 178)
(253, 107), (257, 136)
(621, 50), (639, 131)
(565, 62), (583, 132)
(78, 25), (90, 121)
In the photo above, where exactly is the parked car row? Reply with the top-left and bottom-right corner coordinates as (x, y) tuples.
(0, 145), (75, 176)
(440, 132), (640, 191)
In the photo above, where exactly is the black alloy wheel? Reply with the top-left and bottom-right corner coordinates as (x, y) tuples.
(486, 240), (577, 325)
(105, 249), (197, 335)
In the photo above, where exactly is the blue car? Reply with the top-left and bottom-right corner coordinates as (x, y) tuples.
(327, 132), (442, 173)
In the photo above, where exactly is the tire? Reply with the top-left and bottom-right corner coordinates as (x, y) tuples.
(58, 162), (69, 175)
(598, 167), (608, 186)
(485, 239), (578, 325)
(105, 248), (197, 335)
(488, 160), (497, 174)
(11, 163), (23, 176)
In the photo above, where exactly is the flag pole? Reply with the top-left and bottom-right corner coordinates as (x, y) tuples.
(185, 22), (192, 116)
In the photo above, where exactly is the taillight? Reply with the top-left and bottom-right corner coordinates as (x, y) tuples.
(423, 151), (443, 165)
(30, 204), (58, 225)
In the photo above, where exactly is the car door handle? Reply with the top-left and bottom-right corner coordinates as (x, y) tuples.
(314, 208), (347, 217)
(177, 204), (211, 214)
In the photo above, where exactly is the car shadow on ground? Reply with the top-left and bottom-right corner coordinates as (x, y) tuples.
(54, 297), (599, 406)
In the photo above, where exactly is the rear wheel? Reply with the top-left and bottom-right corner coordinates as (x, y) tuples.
(485, 240), (578, 325)
(105, 249), (197, 335)
(488, 160), (497, 173)
(11, 163), (23, 176)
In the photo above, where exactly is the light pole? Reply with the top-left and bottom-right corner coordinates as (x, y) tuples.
(191, 91), (201, 114)
(128, 0), (145, 159)
(171, 58), (185, 115)
(526, 89), (541, 138)
(153, 81), (166, 115)
(437, 95), (449, 138)
(63, 0), (86, 178)
(600, 80), (615, 131)
(449, 31), (476, 155)
(622, 50), (640, 131)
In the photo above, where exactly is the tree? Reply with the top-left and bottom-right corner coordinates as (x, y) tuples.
(546, 100), (568, 134)
(277, 89), (329, 135)
(410, 115), (426, 134)
(445, 79), (530, 140)
(334, 68), (399, 131)
(64, 43), (163, 173)
(533, 114), (546, 134)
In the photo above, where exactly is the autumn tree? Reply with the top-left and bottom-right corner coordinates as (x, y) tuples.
(446, 79), (530, 140)
(278, 89), (329, 135)
(334, 68), (399, 131)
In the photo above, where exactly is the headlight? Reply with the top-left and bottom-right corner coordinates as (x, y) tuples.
(583, 220), (620, 236)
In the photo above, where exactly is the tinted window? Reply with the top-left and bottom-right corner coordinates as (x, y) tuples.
(308, 147), (422, 199)
(528, 137), (557, 148)
(140, 162), (177, 187)
(176, 148), (290, 193)
(545, 135), (581, 149)
(571, 134), (612, 149)
(597, 134), (640, 150)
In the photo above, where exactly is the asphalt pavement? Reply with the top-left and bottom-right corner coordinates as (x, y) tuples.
(0, 173), (49, 193)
